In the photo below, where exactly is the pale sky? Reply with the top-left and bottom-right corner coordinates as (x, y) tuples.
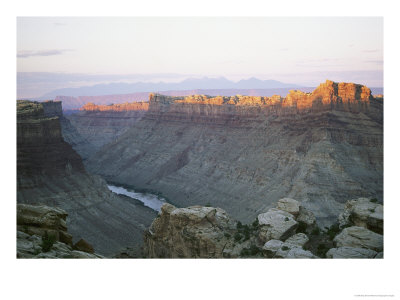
(17, 17), (383, 96)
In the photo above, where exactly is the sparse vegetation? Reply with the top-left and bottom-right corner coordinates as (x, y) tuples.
(311, 226), (320, 235)
(240, 244), (261, 257)
(40, 231), (56, 252)
(224, 232), (231, 239)
(205, 202), (211, 207)
(296, 221), (308, 234)
(325, 224), (341, 241)
(316, 243), (329, 258)
(236, 221), (243, 230)
(281, 246), (290, 251)
(234, 232), (242, 242)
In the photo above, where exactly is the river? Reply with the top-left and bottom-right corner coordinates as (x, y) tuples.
(107, 184), (166, 212)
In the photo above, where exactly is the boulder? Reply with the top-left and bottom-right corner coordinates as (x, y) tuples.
(326, 247), (377, 258)
(375, 252), (383, 259)
(144, 204), (237, 258)
(73, 239), (94, 254)
(285, 233), (309, 247)
(17, 204), (72, 246)
(276, 198), (300, 217)
(257, 208), (298, 242)
(274, 242), (316, 258)
(262, 240), (284, 258)
(334, 226), (383, 252)
(338, 198), (383, 234)
(17, 230), (103, 259)
(297, 206), (316, 226)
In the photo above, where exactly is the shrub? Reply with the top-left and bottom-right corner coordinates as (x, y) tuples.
(369, 208), (375, 213)
(236, 221), (243, 230)
(311, 227), (320, 235)
(240, 245), (260, 257)
(249, 245), (260, 256)
(370, 198), (378, 203)
(284, 217), (289, 221)
(326, 224), (340, 240)
(205, 202), (211, 207)
(316, 244), (329, 258)
(296, 221), (308, 234)
(234, 232), (242, 242)
(224, 233), (231, 239)
(41, 231), (56, 252)
(252, 219), (259, 228)
(281, 246), (289, 251)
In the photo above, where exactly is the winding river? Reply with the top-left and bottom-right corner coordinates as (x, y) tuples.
(107, 184), (166, 212)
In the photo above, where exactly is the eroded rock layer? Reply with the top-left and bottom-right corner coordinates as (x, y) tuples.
(17, 100), (157, 256)
(86, 80), (383, 226)
(64, 107), (147, 159)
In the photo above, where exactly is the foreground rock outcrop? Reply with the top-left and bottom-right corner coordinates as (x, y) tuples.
(143, 196), (383, 259)
(144, 198), (317, 258)
(86, 80), (383, 226)
(17, 204), (102, 258)
(17, 100), (157, 256)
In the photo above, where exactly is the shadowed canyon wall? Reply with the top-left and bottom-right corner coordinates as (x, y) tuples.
(17, 100), (156, 256)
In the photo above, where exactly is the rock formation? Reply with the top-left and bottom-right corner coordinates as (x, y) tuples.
(17, 100), (157, 256)
(143, 198), (319, 258)
(84, 80), (383, 226)
(63, 104), (148, 160)
(80, 101), (149, 112)
(143, 196), (383, 259)
(17, 204), (102, 258)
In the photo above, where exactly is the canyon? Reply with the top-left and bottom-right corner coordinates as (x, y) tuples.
(17, 100), (157, 256)
(78, 80), (383, 227)
(17, 79), (383, 258)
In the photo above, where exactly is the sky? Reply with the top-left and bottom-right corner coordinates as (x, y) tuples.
(17, 17), (383, 97)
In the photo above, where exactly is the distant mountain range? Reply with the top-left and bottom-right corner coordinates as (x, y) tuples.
(38, 77), (302, 99)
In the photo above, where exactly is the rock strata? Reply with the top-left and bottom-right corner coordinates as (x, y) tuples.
(17, 204), (72, 246)
(257, 208), (298, 242)
(86, 80), (383, 226)
(326, 247), (377, 259)
(338, 198), (383, 234)
(17, 100), (157, 256)
(333, 226), (383, 252)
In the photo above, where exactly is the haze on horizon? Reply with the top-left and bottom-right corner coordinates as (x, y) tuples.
(17, 17), (383, 98)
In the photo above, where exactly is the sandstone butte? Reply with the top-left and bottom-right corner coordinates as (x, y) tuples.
(76, 80), (380, 113)
(148, 80), (376, 112)
(80, 101), (149, 112)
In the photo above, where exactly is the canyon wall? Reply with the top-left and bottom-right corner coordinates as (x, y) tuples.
(85, 80), (383, 227)
(17, 100), (157, 256)
(63, 102), (148, 159)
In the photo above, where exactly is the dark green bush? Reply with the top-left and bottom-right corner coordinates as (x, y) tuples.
(234, 232), (242, 242)
(311, 227), (320, 235)
(240, 245), (260, 257)
(224, 232), (231, 239)
(296, 221), (308, 234)
(284, 217), (289, 221)
(252, 219), (259, 228)
(281, 246), (289, 251)
(316, 244), (329, 258)
(236, 221), (243, 230)
(41, 231), (56, 252)
(326, 224), (340, 240)
(370, 198), (378, 203)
